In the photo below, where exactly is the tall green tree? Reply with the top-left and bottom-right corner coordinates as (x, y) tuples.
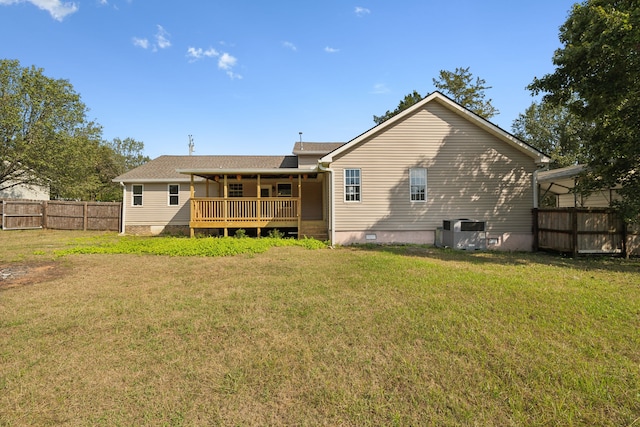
(512, 100), (587, 168)
(93, 137), (150, 201)
(373, 67), (498, 125)
(373, 90), (423, 125)
(528, 0), (640, 220)
(0, 59), (103, 199)
(432, 67), (499, 119)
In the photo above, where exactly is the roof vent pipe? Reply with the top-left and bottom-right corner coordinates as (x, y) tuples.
(188, 135), (195, 156)
(299, 132), (303, 151)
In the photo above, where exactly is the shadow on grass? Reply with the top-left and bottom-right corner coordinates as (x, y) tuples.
(347, 243), (640, 275)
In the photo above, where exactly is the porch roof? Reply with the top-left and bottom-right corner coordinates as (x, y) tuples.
(536, 164), (585, 195)
(177, 167), (316, 179)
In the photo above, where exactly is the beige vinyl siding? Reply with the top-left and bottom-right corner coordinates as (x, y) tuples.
(558, 189), (620, 208)
(331, 102), (537, 234)
(126, 182), (202, 226)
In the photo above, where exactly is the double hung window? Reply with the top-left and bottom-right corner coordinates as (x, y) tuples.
(132, 184), (143, 206)
(409, 168), (427, 201)
(228, 183), (243, 197)
(168, 184), (180, 206)
(344, 169), (361, 202)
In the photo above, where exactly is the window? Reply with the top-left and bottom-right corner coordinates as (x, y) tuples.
(132, 184), (143, 206)
(410, 168), (427, 201)
(344, 169), (361, 202)
(228, 183), (243, 197)
(277, 183), (292, 197)
(168, 184), (179, 206)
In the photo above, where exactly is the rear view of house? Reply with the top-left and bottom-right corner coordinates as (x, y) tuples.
(114, 92), (550, 250)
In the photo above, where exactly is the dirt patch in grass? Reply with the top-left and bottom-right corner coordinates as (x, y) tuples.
(0, 261), (66, 290)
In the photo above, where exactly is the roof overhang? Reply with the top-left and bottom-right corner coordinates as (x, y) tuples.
(536, 165), (585, 195)
(112, 177), (201, 184)
(176, 167), (319, 178)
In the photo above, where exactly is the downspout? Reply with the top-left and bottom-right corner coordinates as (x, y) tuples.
(119, 182), (126, 235)
(317, 163), (335, 246)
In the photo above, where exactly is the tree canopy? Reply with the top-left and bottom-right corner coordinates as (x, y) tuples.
(373, 67), (498, 125)
(511, 100), (587, 169)
(528, 0), (640, 220)
(432, 67), (498, 119)
(0, 59), (148, 201)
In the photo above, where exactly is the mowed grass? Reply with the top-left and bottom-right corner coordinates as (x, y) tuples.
(1, 231), (639, 426)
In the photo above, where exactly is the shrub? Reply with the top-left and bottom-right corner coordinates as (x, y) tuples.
(267, 229), (284, 239)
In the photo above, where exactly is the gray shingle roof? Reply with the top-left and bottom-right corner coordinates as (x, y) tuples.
(114, 155), (299, 182)
(292, 142), (345, 155)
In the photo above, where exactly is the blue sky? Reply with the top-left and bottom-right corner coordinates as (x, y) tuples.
(1, 0), (577, 159)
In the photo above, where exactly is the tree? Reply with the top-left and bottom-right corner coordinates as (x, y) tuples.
(93, 137), (150, 201)
(373, 90), (423, 125)
(512, 100), (587, 168)
(373, 67), (498, 125)
(1, 59), (149, 201)
(0, 59), (103, 199)
(432, 67), (499, 119)
(528, 0), (640, 220)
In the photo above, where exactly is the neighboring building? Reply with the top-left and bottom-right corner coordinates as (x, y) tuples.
(114, 92), (551, 250)
(534, 164), (621, 208)
(0, 167), (50, 200)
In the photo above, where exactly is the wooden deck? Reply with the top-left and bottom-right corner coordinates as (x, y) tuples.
(190, 197), (301, 233)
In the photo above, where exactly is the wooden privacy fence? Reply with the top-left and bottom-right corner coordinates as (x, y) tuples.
(533, 208), (640, 257)
(1, 199), (121, 231)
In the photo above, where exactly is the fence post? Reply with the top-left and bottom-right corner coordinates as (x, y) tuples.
(532, 208), (539, 251)
(571, 208), (578, 258)
(42, 200), (48, 229)
(83, 202), (88, 231)
(622, 219), (628, 259)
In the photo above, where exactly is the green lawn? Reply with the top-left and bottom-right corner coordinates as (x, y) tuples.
(1, 231), (639, 426)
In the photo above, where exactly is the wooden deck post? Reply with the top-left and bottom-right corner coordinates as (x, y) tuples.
(190, 174), (195, 237)
(223, 175), (228, 237)
(256, 174), (261, 237)
(297, 174), (302, 239)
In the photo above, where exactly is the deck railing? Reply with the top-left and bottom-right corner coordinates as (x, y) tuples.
(191, 197), (298, 223)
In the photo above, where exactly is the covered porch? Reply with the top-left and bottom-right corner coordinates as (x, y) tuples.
(178, 167), (327, 239)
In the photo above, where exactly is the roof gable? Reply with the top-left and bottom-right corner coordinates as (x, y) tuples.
(320, 91), (551, 165)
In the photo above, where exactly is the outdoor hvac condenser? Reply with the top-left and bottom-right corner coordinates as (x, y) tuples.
(441, 219), (487, 250)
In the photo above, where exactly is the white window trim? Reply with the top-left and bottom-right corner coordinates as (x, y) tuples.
(409, 168), (427, 202)
(132, 184), (143, 207)
(344, 168), (361, 202)
(168, 183), (180, 206)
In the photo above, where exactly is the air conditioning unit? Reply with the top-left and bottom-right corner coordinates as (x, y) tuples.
(440, 219), (486, 250)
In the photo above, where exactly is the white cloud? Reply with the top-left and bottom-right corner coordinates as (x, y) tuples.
(354, 6), (370, 17)
(282, 41), (297, 51)
(155, 25), (171, 50)
(0, 0), (79, 21)
(132, 37), (149, 49)
(218, 53), (242, 79)
(187, 46), (219, 61)
(371, 83), (390, 94)
(187, 46), (242, 79)
(324, 46), (339, 53)
(132, 25), (171, 52)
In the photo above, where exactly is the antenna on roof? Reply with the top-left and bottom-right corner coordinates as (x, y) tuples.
(299, 132), (303, 151)
(188, 135), (195, 156)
